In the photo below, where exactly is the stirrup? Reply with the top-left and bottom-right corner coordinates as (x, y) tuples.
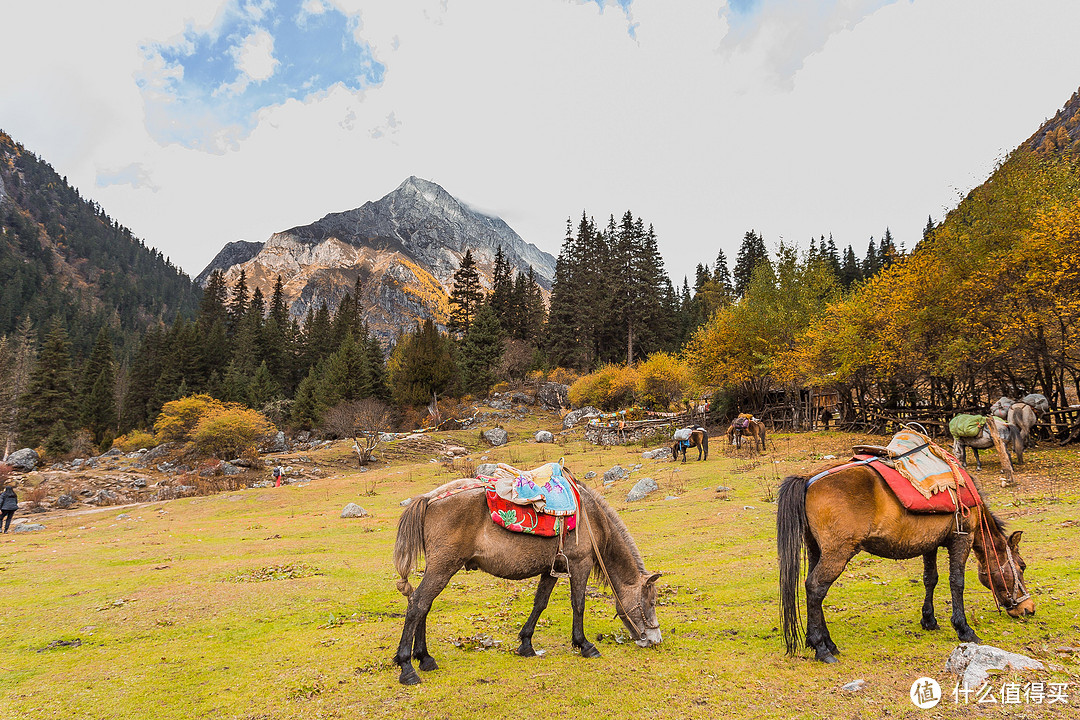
(549, 550), (571, 579)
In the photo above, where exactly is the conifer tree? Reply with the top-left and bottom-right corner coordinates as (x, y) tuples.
(269, 274), (289, 329)
(448, 250), (484, 335)
(489, 246), (514, 330)
(840, 245), (861, 288)
(714, 249), (734, 299)
(459, 302), (504, 396)
(79, 327), (116, 443)
(733, 230), (769, 298)
(863, 237), (880, 277)
(389, 320), (457, 407)
(0, 318), (36, 457)
(199, 270), (229, 330)
(17, 320), (78, 447)
(227, 269), (249, 334)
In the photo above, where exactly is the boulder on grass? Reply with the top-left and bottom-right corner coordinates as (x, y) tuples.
(945, 643), (1044, 689)
(482, 428), (509, 447)
(535, 430), (554, 443)
(626, 477), (658, 502)
(6, 448), (38, 472)
(341, 503), (368, 518)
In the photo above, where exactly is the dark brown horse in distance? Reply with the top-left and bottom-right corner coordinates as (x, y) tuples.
(671, 427), (709, 462)
(777, 463), (1034, 663)
(393, 474), (663, 685)
(727, 414), (766, 453)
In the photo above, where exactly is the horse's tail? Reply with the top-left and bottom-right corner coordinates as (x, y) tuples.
(394, 495), (430, 598)
(777, 473), (809, 655)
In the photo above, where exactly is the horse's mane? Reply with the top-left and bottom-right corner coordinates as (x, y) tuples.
(576, 482), (646, 587)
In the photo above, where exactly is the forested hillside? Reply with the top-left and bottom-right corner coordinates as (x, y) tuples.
(0, 131), (199, 357)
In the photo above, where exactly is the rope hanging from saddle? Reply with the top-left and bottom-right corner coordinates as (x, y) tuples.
(563, 466), (651, 641)
(976, 506), (1030, 613)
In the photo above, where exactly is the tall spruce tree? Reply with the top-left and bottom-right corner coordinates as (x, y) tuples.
(389, 320), (457, 407)
(17, 320), (78, 448)
(714, 249), (734, 299)
(448, 250), (484, 335)
(460, 302), (504, 396)
(733, 230), (769, 298)
(79, 327), (116, 444)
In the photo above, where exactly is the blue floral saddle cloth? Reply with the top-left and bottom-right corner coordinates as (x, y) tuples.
(480, 462), (579, 516)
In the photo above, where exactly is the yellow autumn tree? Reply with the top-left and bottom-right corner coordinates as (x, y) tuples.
(192, 406), (277, 459)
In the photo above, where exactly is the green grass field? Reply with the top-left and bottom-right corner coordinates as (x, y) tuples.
(2, 417), (1079, 719)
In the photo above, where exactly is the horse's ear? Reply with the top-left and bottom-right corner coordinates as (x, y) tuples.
(645, 572), (662, 585)
(1008, 530), (1023, 549)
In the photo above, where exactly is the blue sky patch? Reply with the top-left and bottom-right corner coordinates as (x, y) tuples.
(138, 0), (384, 152)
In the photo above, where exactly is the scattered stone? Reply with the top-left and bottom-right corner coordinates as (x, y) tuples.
(584, 471), (596, 480)
(55, 494), (77, 509)
(13, 523), (45, 533)
(631, 464), (642, 471)
(562, 406), (601, 429)
(71, 459), (85, 469)
(340, 503), (368, 519)
(716, 485), (734, 492)
(6, 448), (39, 472)
(265, 431), (288, 453)
(508, 391), (534, 405)
(399, 498), (413, 507)
(743, 505), (756, 510)
(91, 489), (121, 506)
(535, 430), (554, 443)
(602, 465), (627, 485)
(840, 679), (866, 692)
(626, 477), (658, 502)
(642, 447), (671, 460)
(444, 445), (468, 457)
(116, 514), (129, 520)
(296, 431), (311, 443)
(130, 477), (148, 488)
(220, 462), (241, 476)
(482, 428), (509, 447)
(102, 448), (123, 457)
(537, 382), (569, 411)
(476, 463), (498, 476)
(380, 432), (396, 443)
(664, 495), (679, 501)
(945, 643), (1044, 689)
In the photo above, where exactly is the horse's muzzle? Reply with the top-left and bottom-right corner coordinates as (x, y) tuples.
(1007, 598), (1035, 618)
(635, 628), (663, 647)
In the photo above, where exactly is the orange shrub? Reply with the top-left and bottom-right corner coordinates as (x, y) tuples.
(568, 364), (639, 411)
(192, 406), (277, 459)
(114, 430), (157, 452)
(154, 394), (225, 444)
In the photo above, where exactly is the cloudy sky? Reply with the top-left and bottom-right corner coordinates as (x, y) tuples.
(2, 0), (1079, 285)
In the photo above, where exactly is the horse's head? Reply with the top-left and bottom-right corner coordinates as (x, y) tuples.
(617, 571), (663, 647)
(975, 524), (1035, 618)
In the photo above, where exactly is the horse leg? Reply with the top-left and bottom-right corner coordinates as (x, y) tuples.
(805, 535), (839, 657)
(568, 561), (601, 658)
(972, 447), (982, 471)
(395, 564), (457, 684)
(517, 574), (558, 657)
(920, 549), (940, 631)
(945, 533), (980, 643)
(412, 614), (437, 671)
(805, 542), (854, 663)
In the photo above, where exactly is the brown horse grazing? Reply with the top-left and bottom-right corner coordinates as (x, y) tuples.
(777, 464), (1034, 664)
(671, 427), (709, 462)
(393, 476), (663, 685)
(727, 415), (766, 453)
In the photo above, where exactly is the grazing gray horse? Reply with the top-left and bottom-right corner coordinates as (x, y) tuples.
(952, 417), (1025, 470)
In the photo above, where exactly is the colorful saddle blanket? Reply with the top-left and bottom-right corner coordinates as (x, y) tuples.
(807, 429), (980, 514)
(480, 462), (579, 537)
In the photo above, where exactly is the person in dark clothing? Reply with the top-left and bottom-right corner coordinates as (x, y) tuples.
(0, 484), (17, 533)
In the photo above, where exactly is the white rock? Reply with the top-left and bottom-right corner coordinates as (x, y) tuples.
(945, 643), (1045, 689)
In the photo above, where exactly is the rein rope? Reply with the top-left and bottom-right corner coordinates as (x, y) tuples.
(564, 467), (654, 640)
(976, 504), (1030, 612)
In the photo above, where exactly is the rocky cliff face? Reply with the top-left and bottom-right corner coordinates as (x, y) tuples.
(194, 240), (264, 285)
(199, 177), (556, 342)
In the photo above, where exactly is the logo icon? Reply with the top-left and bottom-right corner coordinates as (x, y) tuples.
(910, 677), (942, 709)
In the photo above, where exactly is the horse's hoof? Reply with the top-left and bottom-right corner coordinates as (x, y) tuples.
(921, 618), (939, 631)
(399, 669), (422, 685)
(417, 656), (438, 672)
(815, 651), (838, 664)
(959, 632), (981, 644)
(580, 644), (602, 659)
(516, 645), (537, 657)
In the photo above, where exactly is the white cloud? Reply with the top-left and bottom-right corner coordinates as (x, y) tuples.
(231, 27), (278, 83)
(2, 0), (1080, 286)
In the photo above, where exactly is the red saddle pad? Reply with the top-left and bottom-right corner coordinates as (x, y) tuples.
(485, 488), (578, 537)
(860, 455), (981, 513)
